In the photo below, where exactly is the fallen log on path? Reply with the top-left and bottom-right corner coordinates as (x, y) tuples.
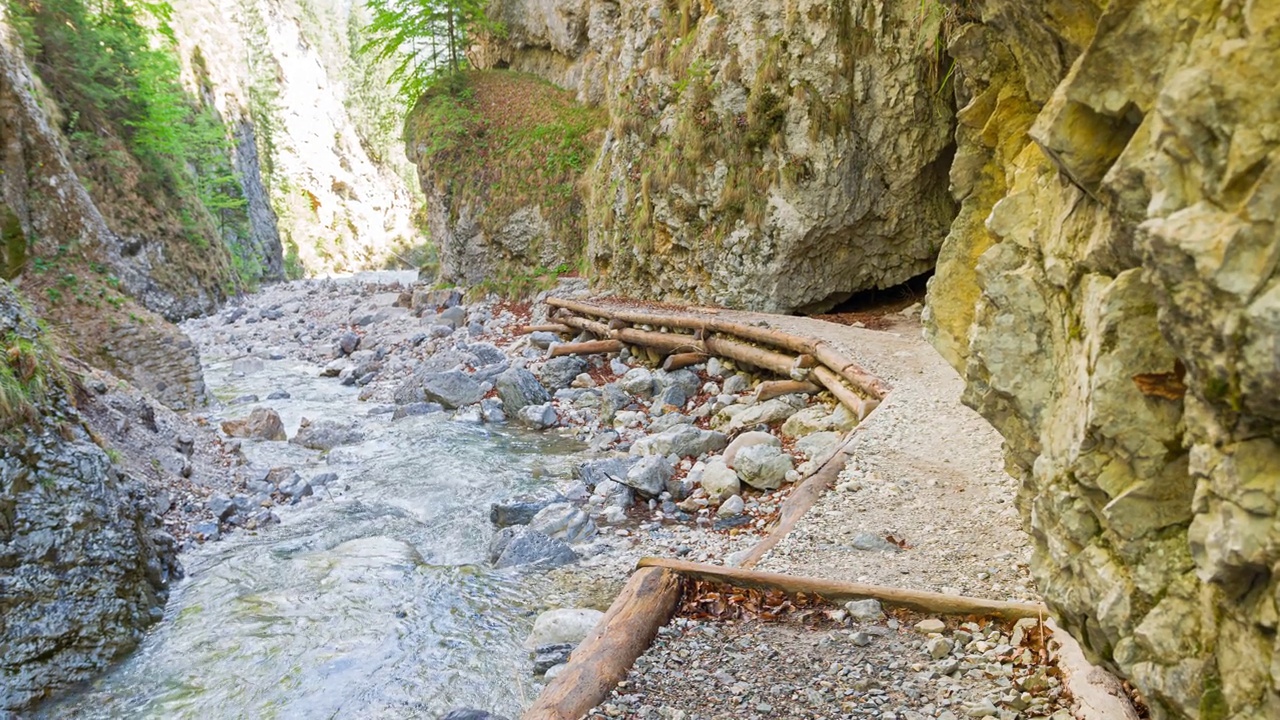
(522, 567), (682, 720)
(755, 379), (822, 401)
(636, 558), (1048, 621)
(547, 339), (623, 358)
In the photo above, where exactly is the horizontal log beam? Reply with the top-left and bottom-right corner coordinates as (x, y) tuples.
(555, 313), (610, 337)
(755, 380), (821, 402)
(813, 365), (879, 420)
(662, 352), (709, 371)
(523, 567), (682, 720)
(613, 327), (706, 355)
(547, 339), (623, 357)
(520, 324), (572, 334)
(545, 297), (891, 399)
(703, 334), (794, 376)
(636, 558), (1048, 621)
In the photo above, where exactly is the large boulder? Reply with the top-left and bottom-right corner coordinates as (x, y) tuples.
(220, 407), (286, 441)
(496, 367), (550, 415)
(419, 369), (486, 409)
(631, 425), (727, 459)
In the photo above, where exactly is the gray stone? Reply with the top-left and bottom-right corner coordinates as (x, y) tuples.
(479, 397), (507, 423)
(593, 479), (634, 508)
(496, 367), (550, 414)
(654, 384), (686, 410)
(632, 425), (727, 459)
(525, 608), (605, 649)
(724, 431), (781, 468)
(722, 373), (750, 395)
(927, 636), (955, 660)
(338, 330), (360, 355)
(289, 418), (365, 451)
(844, 599), (884, 621)
(915, 618), (946, 634)
(529, 503), (596, 544)
(733, 444), (794, 490)
(220, 407), (287, 441)
(529, 331), (559, 349)
(623, 455), (674, 497)
(489, 526), (578, 569)
(538, 356), (588, 390)
(490, 492), (566, 527)
(516, 403), (558, 430)
(532, 643), (574, 675)
(576, 457), (635, 489)
(392, 401), (444, 420)
(717, 494), (745, 517)
(699, 458), (741, 502)
(418, 369), (486, 409)
(620, 367), (656, 397)
(208, 495), (235, 521)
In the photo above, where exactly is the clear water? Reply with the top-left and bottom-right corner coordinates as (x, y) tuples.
(41, 356), (583, 719)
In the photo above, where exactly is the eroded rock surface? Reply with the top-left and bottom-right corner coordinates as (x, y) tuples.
(925, 3), (1280, 718)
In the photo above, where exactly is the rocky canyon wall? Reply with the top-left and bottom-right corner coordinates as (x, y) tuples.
(924, 2), (1280, 719)
(456, 0), (958, 312)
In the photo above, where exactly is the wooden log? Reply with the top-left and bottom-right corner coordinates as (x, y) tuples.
(812, 342), (893, 399)
(793, 354), (818, 370)
(813, 365), (879, 420)
(546, 297), (891, 399)
(662, 352), (709, 371)
(703, 334), (795, 376)
(519, 324), (572, 334)
(556, 313), (610, 338)
(755, 380), (822, 402)
(1047, 619), (1142, 720)
(636, 558), (1048, 621)
(547, 339), (623, 357)
(523, 567), (682, 720)
(613, 327), (706, 355)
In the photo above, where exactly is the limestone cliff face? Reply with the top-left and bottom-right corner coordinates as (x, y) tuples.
(925, 2), (1280, 718)
(467, 0), (957, 312)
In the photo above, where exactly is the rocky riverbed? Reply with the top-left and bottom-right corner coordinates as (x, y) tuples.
(37, 273), (1068, 719)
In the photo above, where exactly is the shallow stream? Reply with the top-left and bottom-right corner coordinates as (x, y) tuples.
(43, 348), (584, 718)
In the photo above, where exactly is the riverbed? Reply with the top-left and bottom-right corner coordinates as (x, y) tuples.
(41, 318), (586, 719)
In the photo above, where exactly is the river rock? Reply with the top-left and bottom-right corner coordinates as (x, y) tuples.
(529, 331), (559, 349)
(337, 330), (360, 355)
(653, 384), (686, 411)
(392, 401), (444, 420)
(598, 383), (631, 423)
(277, 474), (313, 503)
(722, 396), (805, 431)
(532, 643), (574, 675)
(437, 305), (467, 328)
(658, 368), (701, 398)
(516, 403), (558, 430)
(418, 369), (486, 409)
(796, 431), (842, 459)
(699, 458), (741, 501)
(620, 367), (656, 397)
(733, 444), (793, 490)
(524, 608), (605, 649)
(538, 356), (587, 390)
(479, 397), (506, 423)
(220, 407), (287, 441)
(529, 503), (596, 544)
(577, 456), (635, 489)
(490, 492), (566, 527)
(592, 479), (634, 508)
(844, 599), (884, 622)
(466, 342), (506, 366)
(623, 455), (673, 497)
(723, 431), (781, 467)
(496, 367), (550, 414)
(631, 425), (727, 459)
(717, 494), (745, 517)
(781, 405), (834, 438)
(290, 418), (365, 451)
(488, 526), (578, 570)
(722, 373), (750, 395)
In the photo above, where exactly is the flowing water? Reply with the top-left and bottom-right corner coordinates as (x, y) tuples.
(42, 347), (585, 719)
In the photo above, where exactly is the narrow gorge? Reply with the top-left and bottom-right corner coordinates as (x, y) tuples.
(2, 1), (1277, 719)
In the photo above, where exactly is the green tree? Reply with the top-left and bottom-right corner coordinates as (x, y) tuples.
(358, 0), (495, 104)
